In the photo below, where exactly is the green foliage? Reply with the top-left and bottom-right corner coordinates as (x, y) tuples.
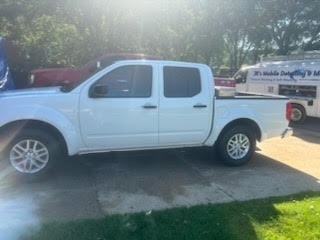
(19, 15), (82, 67)
(256, 0), (320, 55)
(1, 0), (319, 73)
(23, 192), (320, 240)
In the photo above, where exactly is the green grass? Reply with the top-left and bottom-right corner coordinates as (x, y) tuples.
(23, 192), (320, 240)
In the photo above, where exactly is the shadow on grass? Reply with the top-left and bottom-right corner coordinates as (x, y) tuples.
(22, 201), (259, 240)
(22, 191), (320, 240)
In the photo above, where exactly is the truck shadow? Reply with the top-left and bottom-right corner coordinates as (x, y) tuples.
(290, 117), (320, 144)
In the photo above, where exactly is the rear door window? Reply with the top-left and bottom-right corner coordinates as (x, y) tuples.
(163, 66), (201, 98)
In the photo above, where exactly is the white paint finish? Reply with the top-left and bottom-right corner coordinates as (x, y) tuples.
(0, 60), (290, 156)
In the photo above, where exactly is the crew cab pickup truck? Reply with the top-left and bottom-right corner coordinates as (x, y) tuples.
(0, 60), (292, 177)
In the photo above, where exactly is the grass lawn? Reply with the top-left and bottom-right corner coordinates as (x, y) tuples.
(23, 191), (320, 240)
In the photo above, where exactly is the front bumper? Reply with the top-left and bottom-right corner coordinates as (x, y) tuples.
(281, 127), (293, 138)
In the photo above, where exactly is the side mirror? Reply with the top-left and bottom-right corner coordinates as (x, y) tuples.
(91, 85), (108, 98)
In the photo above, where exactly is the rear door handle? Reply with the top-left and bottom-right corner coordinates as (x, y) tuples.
(193, 103), (207, 108)
(143, 104), (157, 109)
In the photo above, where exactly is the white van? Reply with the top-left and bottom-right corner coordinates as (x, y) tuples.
(235, 57), (320, 123)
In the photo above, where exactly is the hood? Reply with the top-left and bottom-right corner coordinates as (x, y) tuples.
(0, 86), (61, 98)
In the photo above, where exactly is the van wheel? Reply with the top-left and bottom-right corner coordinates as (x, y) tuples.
(290, 104), (306, 123)
(217, 125), (256, 166)
(4, 129), (58, 177)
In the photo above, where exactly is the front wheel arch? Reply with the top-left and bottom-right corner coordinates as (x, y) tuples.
(0, 120), (68, 156)
(0, 120), (68, 176)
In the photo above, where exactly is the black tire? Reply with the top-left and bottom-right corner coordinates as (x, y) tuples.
(217, 125), (256, 166)
(3, 129), (59, 178)
(290, 104), (306, 124)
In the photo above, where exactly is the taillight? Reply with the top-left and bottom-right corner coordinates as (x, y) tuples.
(286, 102), (292, 121)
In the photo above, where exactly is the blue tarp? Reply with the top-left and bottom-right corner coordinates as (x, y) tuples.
(0, 37), (14, 91)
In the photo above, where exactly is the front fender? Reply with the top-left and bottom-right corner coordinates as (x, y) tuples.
(0, 104), (81, 155)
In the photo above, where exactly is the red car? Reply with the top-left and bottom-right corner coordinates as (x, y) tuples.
(28, 53), (162, 87)
(214, 75), (235, 87)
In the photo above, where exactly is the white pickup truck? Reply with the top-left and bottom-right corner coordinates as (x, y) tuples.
(0, 60), (292, 177)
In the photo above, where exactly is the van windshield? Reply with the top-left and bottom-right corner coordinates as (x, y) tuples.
(234, 70), (248, 84)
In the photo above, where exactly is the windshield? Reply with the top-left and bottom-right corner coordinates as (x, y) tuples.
(60, 60), (118, 92)
(62, 55), (161, 92)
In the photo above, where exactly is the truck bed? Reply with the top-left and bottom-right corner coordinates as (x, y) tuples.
(215, 86), (289, 99)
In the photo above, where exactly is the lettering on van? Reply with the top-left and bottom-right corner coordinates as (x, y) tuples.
(251, 68), (320, 82)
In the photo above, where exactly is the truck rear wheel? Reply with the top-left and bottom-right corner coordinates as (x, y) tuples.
(217, 125), (256, 166)
(4, 129), (58, 177)
(290, 104), (306, 123)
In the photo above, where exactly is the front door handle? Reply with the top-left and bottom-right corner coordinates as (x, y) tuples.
(143, 104), (157, 109)
(193, 103), (207, 108)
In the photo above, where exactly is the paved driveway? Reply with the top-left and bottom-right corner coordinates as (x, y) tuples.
(1, 118), (320, 239)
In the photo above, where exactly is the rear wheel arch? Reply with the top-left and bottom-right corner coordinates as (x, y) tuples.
(215, 119), (261, 166)
(217, 119), (261, 143)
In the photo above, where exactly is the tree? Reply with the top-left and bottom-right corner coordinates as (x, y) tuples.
(258, 0), (320, 55)
(217, 0), (259, 70)
(1, 0), (320, 79)
(190, 0), (224, 66)
(19, 15), (82, 67)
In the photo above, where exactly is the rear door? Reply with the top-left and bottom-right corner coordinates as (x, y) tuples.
(158, 64), (212, 145)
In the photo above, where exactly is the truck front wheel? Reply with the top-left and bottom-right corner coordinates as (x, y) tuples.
(217, 125), (256, 166)
(4, 129), (58, 177)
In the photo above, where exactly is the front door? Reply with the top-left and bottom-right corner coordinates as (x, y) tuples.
(79, 64), (158, 150)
